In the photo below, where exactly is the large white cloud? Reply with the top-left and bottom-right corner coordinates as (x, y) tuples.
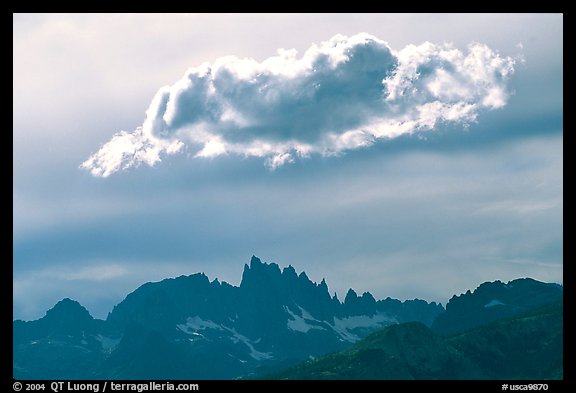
(81, 33), (515, 177)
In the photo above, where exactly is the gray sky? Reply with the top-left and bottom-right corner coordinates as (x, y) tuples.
(13, 13), (563, 320)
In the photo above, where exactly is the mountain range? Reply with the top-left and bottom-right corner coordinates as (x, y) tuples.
(13, 256), (562, 380)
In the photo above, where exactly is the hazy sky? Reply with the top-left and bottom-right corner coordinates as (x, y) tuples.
(13, 13), (563, 320)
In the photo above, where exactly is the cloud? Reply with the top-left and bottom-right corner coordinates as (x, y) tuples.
(81, 33), (516, 177)
(34, 264), (129, 282)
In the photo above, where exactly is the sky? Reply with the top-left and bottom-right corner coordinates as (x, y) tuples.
(13, 13), (563, 320)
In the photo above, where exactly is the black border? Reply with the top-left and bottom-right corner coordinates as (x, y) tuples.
(10, 10), (571, 391)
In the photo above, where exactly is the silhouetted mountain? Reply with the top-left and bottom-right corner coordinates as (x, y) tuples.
(12, 256), (562, 380)
(432, 278), (563, 335)
(269, 301), (563, 380)
(13, 299), (113, 379)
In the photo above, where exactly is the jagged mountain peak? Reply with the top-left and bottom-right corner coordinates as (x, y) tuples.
(240, 255), (282, 287)
(240, 256), (327, 294)
(344, 288), (358, 302)
(281, 265), (298, 283)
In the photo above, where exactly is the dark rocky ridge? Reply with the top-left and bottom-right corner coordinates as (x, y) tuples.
(269, 301), (563, 380)
(13, 256), (562, 379)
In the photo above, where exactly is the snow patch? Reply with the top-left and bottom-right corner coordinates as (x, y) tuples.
(177, 316), (224, 334)
(177, 316), (272, 361)
(299, 307), (316, 320)
(484, 299), (506, 308)
(96, 335), (121, 352)
(285, 306), (325, 333)
(331, 312), (396, 342)
(224, 327), (273, 361)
